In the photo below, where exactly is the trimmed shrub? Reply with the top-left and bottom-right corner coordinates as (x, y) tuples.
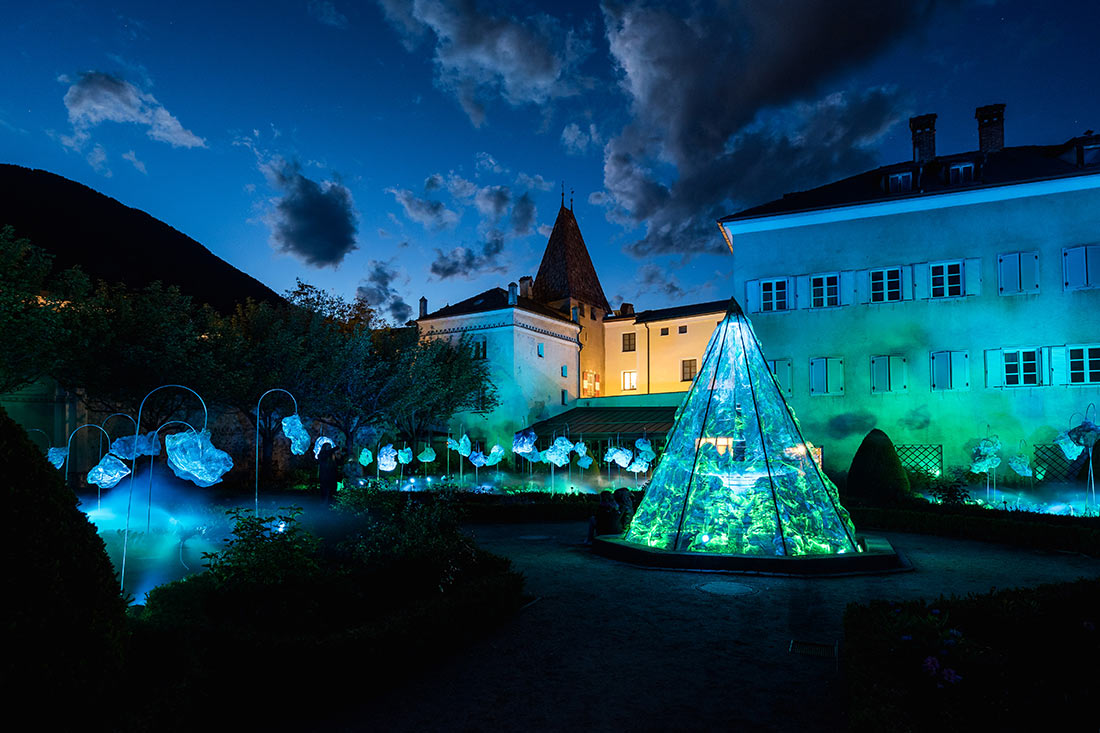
(3, 405), (128, 717)
(845, 429), (909, 506)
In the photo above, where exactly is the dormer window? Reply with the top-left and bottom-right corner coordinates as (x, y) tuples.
(888, 171), (912, 193)
(1083, 144), (1100, 166)
(949, 162), (974, 185)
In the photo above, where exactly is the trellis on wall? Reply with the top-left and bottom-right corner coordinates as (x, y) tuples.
(1033, 444), (1089, 483)
(895, 444), (943, 477)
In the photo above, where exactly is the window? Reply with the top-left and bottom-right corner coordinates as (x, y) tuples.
(470, 336), (487, 360)
(761, 278), (789, 311)
(561, 365), (568, 378)
(888, 171), (912, 193)
(1083, 144), (1100, 166)
(766, 358), (793, 396)
(537, 342), (544, 358)
(1068, 345), (1100, 385)
(998, 252), (1040, 295)
(622, 332), (636, 352)
(930, 261), (964, 298)
(811, 273), (840, 308)
(578, 304), (585, 317)
(561, 389), (568, 406)
(678, 325), (688, 334)
(948, 162), (974, 184)
(870, 267), (902, 303)
(871, 355), (908, 393)
(660, 327), (669, 336)
(1002, 348), (1040, 387)
(591, 309), (600, 321)
(809, 357), (844, 395)
(622, 371), (637, 391)
(1063, 245), (1100, 290)
(582, 370), (601, 397)
(930, 350), (969, 391)
(681, 359), (697, 382)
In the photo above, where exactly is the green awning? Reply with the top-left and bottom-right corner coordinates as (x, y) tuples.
(526, 406), (676, 441)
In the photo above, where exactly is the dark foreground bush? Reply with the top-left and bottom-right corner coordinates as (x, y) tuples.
(3, 405), (128, 721)
(845, 429), (910, 506)
(845, 578), (1100, 732)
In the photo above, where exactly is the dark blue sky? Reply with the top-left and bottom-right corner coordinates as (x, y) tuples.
(3, 0), (1097, 322)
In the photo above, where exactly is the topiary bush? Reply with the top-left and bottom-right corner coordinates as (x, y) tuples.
(3, 404), (128, 719)
(845, 428), (910, 506)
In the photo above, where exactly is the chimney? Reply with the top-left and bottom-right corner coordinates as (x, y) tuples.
(418, 296), (427, 319)
(519, 275), (533, 298)
(619, 302), (634, 316)
(909, 113), (937, 162)
(507, 282), (518, 305)
(976, 103), (1006, 153)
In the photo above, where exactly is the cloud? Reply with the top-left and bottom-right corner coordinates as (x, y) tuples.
(378, 0), (588, 126)
(476, 151), (506, 174)
(357, 259), (412, 323)
(510, 192), (536, 236)
(595, 0), (939, 256)
(86, 144), (111, 176)
(516, 171), (553, 191)
(263, 158), (359, 267)
(429, 234), (508, 280)
(561, 122), (601, 154)
(444, 173), (478, 199)
(60, 71), (205, 150)
(424, 172), (444, 190)
(387, 187), (460, 230)
(474, 184), (511, 221)
(636, 263), (684, 299)
(122, 149), (146, 174)
(308, 0), (349, 29)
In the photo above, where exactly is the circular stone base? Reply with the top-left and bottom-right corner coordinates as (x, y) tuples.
(591, 535), (910, 577)
(696, 581), (756, 596)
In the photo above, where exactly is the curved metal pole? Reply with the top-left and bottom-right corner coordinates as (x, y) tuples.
(254, 389), (299, 516)
(99, 413), (138, 459)
(64, 423), (115, 510)
(121, 384), (209, 593)
(144, 420), (199, 532)
(27, 428), (50, 451)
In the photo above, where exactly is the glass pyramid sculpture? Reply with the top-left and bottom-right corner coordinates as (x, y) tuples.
(624, 298), (859, 557)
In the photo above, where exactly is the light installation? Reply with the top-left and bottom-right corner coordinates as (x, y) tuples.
(165, 429), (233, 487)
(87, 453), (131, 489)
(256, 389), (305, 515)
(623, 298), (859, 557)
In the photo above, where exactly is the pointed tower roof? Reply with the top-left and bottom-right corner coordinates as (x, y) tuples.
(531, 205), (611, 312)
(623, 297), (860, 557)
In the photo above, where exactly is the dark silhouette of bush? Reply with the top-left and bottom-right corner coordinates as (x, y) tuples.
(846, 428), (910, 506)
(3, 404), (127, 716)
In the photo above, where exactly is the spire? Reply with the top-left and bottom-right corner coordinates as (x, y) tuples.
(531, 205), (611, 312)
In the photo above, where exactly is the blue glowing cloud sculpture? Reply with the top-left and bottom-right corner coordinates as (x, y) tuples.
(358, 447), (373, 466)
(1008, 453), (1032, 477)
(397, 447), (413, 465)
(626, 458), (651, 474)
(1055, 430), (1084, 461)
(1068, 420), (1100, 449)
(511, 428), (539, 459)
(573, 440), (588, 457)
(378, 444), (397, 471)
(485, 445), (505, 466)
(47, 447), (67, 469)
(313, 436), (336, 459)
(604, 446), (633, 468)
(446, 434), (473, 457)
(635, 438), (657, 463)
(969, 437), (1002, 474)
(418, 446), (436, 463)
(576, 454), (593, 469)
(281, 414), (310, 456)
(469, 450), (487, 467)
(110, 431), (162, 460)
(165, 430), (234, 487)
(546, 436), (574, 467)
(87, 453), (131, 489)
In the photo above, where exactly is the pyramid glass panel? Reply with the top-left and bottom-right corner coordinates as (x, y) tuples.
(624, 299), (859, 557)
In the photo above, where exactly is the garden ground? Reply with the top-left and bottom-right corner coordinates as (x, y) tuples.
(312, 522), (1100, 732)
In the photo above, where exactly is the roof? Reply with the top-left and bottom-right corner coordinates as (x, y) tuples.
(527, 406), (677, 441)
(419, 287), (576, 324)
(721, 133), (1100, 223)
(532, 205), (612, 312)
(606, 298), (733, 323)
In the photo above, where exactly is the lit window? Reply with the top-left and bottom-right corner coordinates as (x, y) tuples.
(681, 359), (697, 382)
(678, 325), (687, 334)
(582, 370), (601, 397)
(761, 278), (789, 311)
(660, 327), (669, 336)
(949, 163), (974, 184)
(870, 355), (907, 393)
(766, 358), (792, 396)
(888, 171), (912, 193)
(537, 342), (544, 358)
(999, 252), (1040, 295)
(622, 371), (637, 391)
(1068, 345), (1100, 385)
(561, 365), (568, 378)
(930, 261), (963, 298)
(809, 357), (844, 395)
(1063, 245), (1100, 290)
(870, 267), (902, 303)
(930, 350), (969, 391)
(811, 273), (840, 308)
(1003, 348), (1040, 387)
(622, 332), (636, 352)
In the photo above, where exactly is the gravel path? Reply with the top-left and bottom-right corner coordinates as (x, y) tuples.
(317, 522), (1100, 732)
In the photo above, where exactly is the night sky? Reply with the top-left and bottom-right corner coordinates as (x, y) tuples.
(3, 0), (1098, 323)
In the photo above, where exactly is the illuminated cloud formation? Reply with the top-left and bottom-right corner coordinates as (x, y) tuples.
(446, 434), (472, 457)
(484, 445), (505, 466)
(281, 414), (310, 456)
(358, 447), (373, 466)
(397, 447), (413, 464)
(47, 447), (68, 469)
(87, 453), (131, 489)
(604, 446), (633, 468)
(313, 436), (336, 459)
(110, 432), (161, 460)
(469, 450), (487, 467)
(417, 446), (436, 463)
(576, 455), (593, 469)
(378, 444), (397, 471)
(165, 430), (233, 487)
(545, 436), (575, 467)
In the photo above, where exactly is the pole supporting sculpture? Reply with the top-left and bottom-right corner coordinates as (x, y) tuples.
(254, 388), (300, 516)
(63, 423), (116, 509)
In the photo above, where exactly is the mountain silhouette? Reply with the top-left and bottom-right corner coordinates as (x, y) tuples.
(0, 164), (281, 311)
